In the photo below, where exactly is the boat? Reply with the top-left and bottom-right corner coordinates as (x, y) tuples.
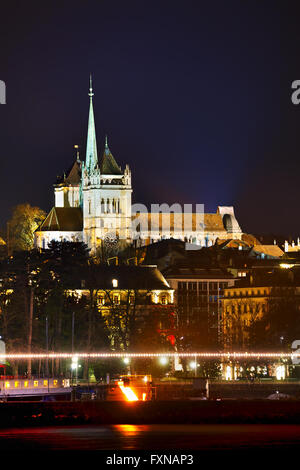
(0, 377), (72, 401)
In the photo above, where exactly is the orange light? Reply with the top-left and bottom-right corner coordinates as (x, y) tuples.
(118, 381), (139, 401)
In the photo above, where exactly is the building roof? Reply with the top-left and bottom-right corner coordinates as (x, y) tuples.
(81, 265), (172, 291)
(100, 139), (122, 175)
(163, 265), (234, 280)
(36, 207), (83, 232)
(215, 239), (250, 249)
(85, 77), (98, 173)
(55, 158), (82, 186)
(132, 213), (227, 232)
(64, 160), (82, 185)
(250, 245), (284, 258)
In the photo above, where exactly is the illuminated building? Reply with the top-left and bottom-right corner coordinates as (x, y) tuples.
(66, 264), (175, 349)
(164, 266), (235, 347)
(221, 270), (300, 350)
(222, 285), (271, 349)
(34, 79), (243, 254)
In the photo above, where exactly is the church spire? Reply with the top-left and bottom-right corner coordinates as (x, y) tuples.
(85, 75), (98, 172)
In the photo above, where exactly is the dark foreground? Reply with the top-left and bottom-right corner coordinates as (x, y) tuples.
(3, 400), (300, 426)
(0, 424), (300, 452)
(2, 401), (300, 456)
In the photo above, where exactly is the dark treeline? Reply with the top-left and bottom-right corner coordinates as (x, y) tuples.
(0, 241), (172, 379)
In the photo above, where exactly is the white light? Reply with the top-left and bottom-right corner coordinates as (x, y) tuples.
(112, 279), (118, 288)
(189, 361), (197, 369)
(276, 364), (286, 380)
(159, 357), (168, 366)
(225, 365), (232, 380)
(0, 351), (299, 360)
(123, 357), (130, 364)
(71, 356), (78, 369)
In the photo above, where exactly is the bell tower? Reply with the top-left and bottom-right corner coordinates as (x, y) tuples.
(82, 78), (132, 254)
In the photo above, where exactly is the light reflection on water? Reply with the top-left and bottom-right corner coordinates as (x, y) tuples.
(1, 424), (300, 450)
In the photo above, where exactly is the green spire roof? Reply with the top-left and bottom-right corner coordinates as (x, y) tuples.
(85, 75), (98, 172)
(100, 135), (122, 175)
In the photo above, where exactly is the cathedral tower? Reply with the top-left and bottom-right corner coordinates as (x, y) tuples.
(82, 78), (132, 253)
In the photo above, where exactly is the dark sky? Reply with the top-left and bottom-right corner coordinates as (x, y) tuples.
(1, 0), (300, 237)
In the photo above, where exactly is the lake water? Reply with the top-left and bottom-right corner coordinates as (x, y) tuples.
(0, 424), (300, 452)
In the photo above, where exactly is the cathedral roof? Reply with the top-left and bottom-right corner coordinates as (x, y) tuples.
(85, 76), (98, 172)
(65, 160), (81, 185)
(55, 158), (82, 186)
(36, 207), (83, 232)
(99, 137), (122, 175)
(131, 213), (227, 232)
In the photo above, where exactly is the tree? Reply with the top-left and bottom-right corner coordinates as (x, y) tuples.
(8, 203), (46, 252)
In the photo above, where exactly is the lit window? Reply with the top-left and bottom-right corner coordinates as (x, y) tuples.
(113, 295), (120, 305)
(99, 295), (105, 305)
(14, 381), (19, 388)
(53, 380), (58, 387)
(161, 296), (167, 305)
(5, 382), (10, 388)
(43, 380), (48, 387)
(112, 279), (118, 288)
(24, 381), (28, 388)
(34, 381), (38, 387)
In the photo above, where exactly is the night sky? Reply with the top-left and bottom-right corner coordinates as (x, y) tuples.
(1, 0), (300, 238)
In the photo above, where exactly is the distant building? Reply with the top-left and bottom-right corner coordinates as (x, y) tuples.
(222, 285), (270, 350)
(222, 265), (300, 350)
(284, 239), (300, 253)
(67, 264), (175, 349)
(35, 80), (243, 254)
(163, 265), (235, 348)
(248, 245), (284, 259)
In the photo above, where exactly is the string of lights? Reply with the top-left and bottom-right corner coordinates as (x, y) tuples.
(0, 352), (298, 359)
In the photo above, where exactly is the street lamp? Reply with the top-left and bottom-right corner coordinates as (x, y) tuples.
(189, 360), (198, 377)
(71, 356), (79, 385)
(159, 357), (168, 366)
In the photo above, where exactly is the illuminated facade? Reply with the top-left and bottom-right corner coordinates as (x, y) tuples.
(165, 266), (235, 347)
(35, 80), (243, 254)
(222, 283), (300, 349)
(66, 264), (175, 349)
(222, 285), (270, 350)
